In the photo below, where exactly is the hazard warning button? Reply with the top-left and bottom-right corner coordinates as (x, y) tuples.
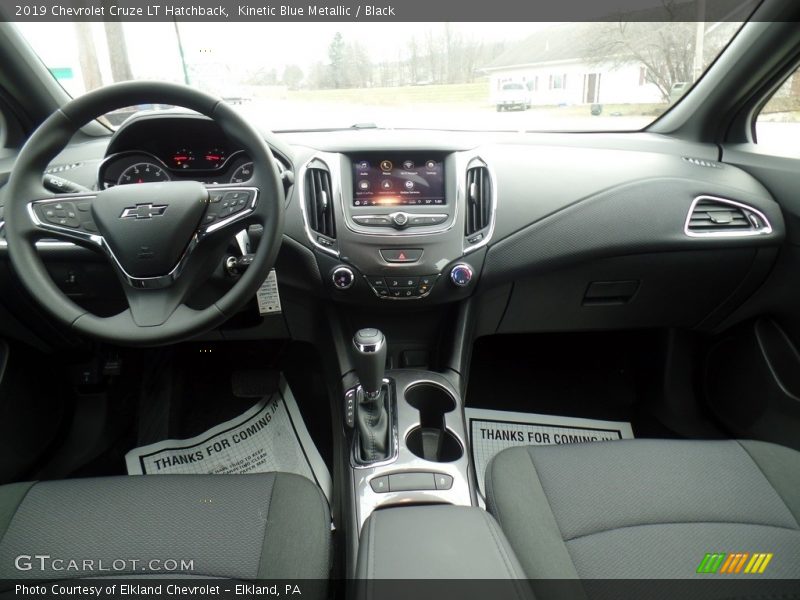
(380, 248), (423, 263)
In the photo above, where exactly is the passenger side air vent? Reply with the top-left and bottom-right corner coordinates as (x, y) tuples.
(685, 196), (772, 237)
(303, 165), (337, 252)
(465, 162), (492, 246)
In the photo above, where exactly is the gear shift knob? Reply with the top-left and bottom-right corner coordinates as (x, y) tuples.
(352, 328), (387, 397)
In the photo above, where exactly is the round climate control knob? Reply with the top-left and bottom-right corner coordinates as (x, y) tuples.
(450, 263), (474, 287)
(332, 266), (355, 290)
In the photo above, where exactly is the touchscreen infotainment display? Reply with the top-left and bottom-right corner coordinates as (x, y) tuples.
(352, 155), (445, 207)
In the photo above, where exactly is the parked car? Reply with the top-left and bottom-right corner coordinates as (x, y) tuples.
(496, 82), (531, 111)
(669, 81), (691, 104)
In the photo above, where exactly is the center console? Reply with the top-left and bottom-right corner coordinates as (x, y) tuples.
(344, 328), (474, 533)
(348, 369), (474, 529)
(299, 148), (499, 575)
(299, 150), (494, 306)
(355, 505), (530, 584)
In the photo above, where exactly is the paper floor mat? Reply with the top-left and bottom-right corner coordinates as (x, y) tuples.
(465, 407), (634, 499)
(125, 375), (332, 503)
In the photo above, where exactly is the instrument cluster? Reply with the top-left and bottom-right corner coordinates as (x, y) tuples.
(98, 147), (258, 188)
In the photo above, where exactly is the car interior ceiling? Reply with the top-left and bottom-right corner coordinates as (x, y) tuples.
(1, 2), (800, 594)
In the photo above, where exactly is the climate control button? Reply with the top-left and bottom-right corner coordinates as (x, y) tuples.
(450, 264), (474, 287)
(331, 266), (355, 290)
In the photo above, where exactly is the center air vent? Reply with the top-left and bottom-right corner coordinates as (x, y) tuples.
(685, 196), (772, 237)
(303, 165), (337, 252)
(465, 163), (492, 245)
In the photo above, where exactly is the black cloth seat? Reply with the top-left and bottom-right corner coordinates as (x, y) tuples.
(486, 439), (800, 581)
(0, 473), (330, 584)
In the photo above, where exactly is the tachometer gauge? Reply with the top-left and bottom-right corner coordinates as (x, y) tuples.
(229, 162), (253, 183)
(117, 162), (170, 185)
(204, 148), (227, 169)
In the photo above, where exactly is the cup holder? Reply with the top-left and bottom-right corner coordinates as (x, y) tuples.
(405, 384), (463, 463)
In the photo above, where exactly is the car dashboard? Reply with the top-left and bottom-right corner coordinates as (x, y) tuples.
(0, 111), (786, 343)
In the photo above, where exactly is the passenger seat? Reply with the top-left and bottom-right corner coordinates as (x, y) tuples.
(485, 439), (800, 579)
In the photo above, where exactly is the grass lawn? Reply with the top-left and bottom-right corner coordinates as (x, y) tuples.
(280, 84), (667, 116)
(285, 82), (489, 107)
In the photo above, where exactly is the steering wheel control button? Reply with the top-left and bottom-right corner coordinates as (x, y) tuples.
(332, 266), (355, 290)
(80, 217), (99, 233)
(202, 188), (255, 225)
(36, 201), (82, 228)
(380, 248), (423, 263)
(223, 191), (248, 204)
(450, 263), (474, 287)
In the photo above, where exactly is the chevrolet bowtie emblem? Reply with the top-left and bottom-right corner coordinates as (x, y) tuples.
(120, 204), (168, 219)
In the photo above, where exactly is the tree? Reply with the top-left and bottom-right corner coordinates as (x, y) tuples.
(345, 41), (372, 88)
(247, 68), (278, 86)
(328, 32), (346, 88)
(307, 61), (330, 89)
(587, 22), (695, 100)
(282, 64), (304, 89)
(103, 20), (134, 82)
(74, 22), (103, 91)
(408, 37), (421, 84)
(582, 20), (738, 101)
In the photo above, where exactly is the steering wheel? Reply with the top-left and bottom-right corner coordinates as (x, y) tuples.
(3, 82), (284, 346)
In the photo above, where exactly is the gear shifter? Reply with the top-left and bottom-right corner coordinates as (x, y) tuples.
(352, 328), (389, 462)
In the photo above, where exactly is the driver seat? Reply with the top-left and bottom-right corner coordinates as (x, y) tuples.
(0, 472), (331, 584)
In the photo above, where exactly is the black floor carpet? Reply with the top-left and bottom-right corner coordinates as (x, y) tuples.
(67, 340), (333, 478)
(466, 331), (678, 439)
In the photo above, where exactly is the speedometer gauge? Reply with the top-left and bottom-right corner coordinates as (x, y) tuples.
(117, 163), (170, 185)
(229, 162), (253, 183)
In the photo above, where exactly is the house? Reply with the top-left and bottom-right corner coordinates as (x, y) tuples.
(482, 23), (665, 107)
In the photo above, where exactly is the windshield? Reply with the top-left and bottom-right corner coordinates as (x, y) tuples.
(16, 21), (743, 132)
